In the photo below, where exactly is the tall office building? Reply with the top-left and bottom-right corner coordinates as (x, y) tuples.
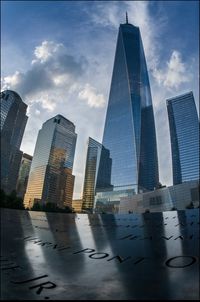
(16, 153), (32, 198)
(95, 16), (159, 211)
(167, 91), (199, 185)
(24, 115), (77, 209)
(82, 137), (102, 212)
(1, 90), (28, 194)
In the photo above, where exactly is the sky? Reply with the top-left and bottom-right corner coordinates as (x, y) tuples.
(1, 0), (199, 199)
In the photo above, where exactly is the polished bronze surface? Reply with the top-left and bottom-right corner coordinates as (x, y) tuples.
(1, 208), (199, 300)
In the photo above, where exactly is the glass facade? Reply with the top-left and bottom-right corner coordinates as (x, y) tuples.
(167, 91), (199, 184)
(0, 90), (28, 194)
(95, 21), (159, 202)
(16, 153), (32, 198)
(24, 115), (77, 209)
(82, 137), (102, 212)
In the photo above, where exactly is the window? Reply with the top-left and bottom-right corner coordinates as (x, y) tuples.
(149, 195), (162, 205)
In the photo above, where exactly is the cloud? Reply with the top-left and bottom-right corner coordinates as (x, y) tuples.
(153, 50), (191, 89)
(1, 39), (107, 120)
(1, 40), (87, 106)
(1, 40), (107, 114)
(88, 1), (166, 72)
(33, 40), (63, 63)
(90, 2), (120, 28)
(78, 83), (105, 108)
(2, 71), (22, 88)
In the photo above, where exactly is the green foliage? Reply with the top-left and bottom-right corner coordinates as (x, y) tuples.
(31, 202), (42, 211)
(171, 206), (177, 211)
(0, 190), (73, 213)
(185, 202), (194, 209)
(30, 202), (73, 213)
(0, 189), (25, 209)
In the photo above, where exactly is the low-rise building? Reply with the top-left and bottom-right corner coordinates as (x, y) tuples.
(95, 180), (199, 214)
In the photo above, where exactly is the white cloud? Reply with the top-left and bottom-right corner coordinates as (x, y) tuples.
(1, 40), (87, 98)
(78, 83), (105, 108)
(2, 71), (22, 90)
(28, 92), (57, 112)
(89, 1), (165, 72)
(153, 50), (191, 89)
(33, 40), (63, 63)
(35, 109), (40, 115)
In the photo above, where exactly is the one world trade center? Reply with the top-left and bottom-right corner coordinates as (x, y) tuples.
(95, 15), (159, 212)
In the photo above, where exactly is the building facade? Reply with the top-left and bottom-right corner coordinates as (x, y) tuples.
(16, 153), (32, 198)
(118, 180), (199, 214)
(95, 18), (159, 211)
(94, 180), (199, 214)
(0, 90), (28, 194)
(72, 199), (83, 213)
(24, 115), (77, 209)
(82, 137), (102, 212)
(167, 91), (199, 185)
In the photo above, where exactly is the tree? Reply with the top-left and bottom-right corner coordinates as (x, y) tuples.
(0, 189), (6, 207)
(31, 202), (42, 211)
(171, 206), (177, 211)
(43, 202), (58, 212)
(0, 190), (24, 209)
(186, 202), (194, 209)
(64, 205), (73, 213)
(33, 202), (73, 213)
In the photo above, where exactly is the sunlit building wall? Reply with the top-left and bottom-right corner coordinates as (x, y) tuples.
(82, 137), (102, 212)
(16, 153), (32, 198)
(0, 90), (28, 194)
(24, 115), (77, 209)
(167, 92), (199, 185)
(72, 199), (83, 213)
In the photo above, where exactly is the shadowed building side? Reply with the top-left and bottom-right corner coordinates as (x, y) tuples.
(82, 137), (102, 212)
(0, 90), (28, 194)
(167, 91), (199, 185)
(16, 153), (32, 198)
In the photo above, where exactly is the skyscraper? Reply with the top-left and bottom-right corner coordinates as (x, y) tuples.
(16, 153), (32, 199)
(24, 115), (77, 209)
(0, 90), (28, 194)
(82, 137), (102, 212)
(167, 91), (199, 185)
(95, 17), (159, 211)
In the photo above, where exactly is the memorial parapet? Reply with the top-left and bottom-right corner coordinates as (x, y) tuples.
(1, 208), (199, 300)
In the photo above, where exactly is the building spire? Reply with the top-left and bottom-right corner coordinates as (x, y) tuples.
(126, 12), (128, 24)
